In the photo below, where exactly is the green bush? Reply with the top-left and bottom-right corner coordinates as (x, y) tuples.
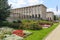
(13, 20), (22, 23)
(8, 22), (21, 29)
(22, 20), (31, 23)
(20, 22), (42, 30)
(0, 21), (10, 27)
(17, 20), (22, 23)
(21, 23), (30, 30)
(9, 20), (53, 30)
(0, 34), (5, 39)
(8, 20), (22, 29)
(18, 23), (25, 29)
(29, 23), (42, 30)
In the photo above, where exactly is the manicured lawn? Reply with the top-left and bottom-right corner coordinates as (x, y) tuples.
(24, 23), (59, 40)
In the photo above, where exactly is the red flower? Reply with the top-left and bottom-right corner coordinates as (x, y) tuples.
(12, 30), (24, 37)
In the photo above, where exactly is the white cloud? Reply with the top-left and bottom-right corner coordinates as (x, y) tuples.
(8, 0), (26, 8)
(28, 0), (44, 5)
(8, 0), (26, 5)
(8, 0), (45, 8)
(28, 0), (39, 5)
(39, 0), (44, 4)
(16, 0), (26, 4)
(47, 8), (60, 15)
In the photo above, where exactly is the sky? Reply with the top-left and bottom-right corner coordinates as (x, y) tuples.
(8, 0), (60, 15)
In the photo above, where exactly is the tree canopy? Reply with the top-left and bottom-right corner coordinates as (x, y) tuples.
(0, 0), (11, 21)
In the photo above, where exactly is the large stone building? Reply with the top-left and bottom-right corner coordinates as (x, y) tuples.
(7, 4), (54, 21)
(46, 12), (54, 21)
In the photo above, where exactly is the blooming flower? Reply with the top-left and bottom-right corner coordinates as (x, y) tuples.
(3, 34), (23, 40)
(12, 30), (24, 37)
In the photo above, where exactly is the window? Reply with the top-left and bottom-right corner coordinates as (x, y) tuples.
(32, 14), (34, 18)
(38, 14), (40, 18)
(30, 16), (31, 18)
(35, 14), (37, 18)
(23, 15), (25, 18)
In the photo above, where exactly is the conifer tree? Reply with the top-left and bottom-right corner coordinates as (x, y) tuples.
(0, 0), (11, 21)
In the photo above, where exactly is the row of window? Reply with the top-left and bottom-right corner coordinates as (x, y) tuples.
(10, 13), (41, 19)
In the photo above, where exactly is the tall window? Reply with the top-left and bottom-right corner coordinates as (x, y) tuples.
(30, 15), (31, 19)
(23, 15), (25, 18)
(35, 14), (37, 18)
(32, 14), (34, 18)
(38, 14), (40, 18)
(26, 15), (28, 18)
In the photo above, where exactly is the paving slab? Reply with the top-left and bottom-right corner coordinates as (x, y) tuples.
(45, 24), (60, 40)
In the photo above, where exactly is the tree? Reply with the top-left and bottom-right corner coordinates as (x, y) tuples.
(54, 15), (59, 20)
(0, 0), (11, 21)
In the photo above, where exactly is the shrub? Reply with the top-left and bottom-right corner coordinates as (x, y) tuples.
(18, 23), (25, 30)
(19, 20), (42, 30)
(9, 23), (20, 29)
(13, 20), (22, 23)
(0, 21), (10, 27)
(17, 20), (22, 23)
(38, 21), (53, 26)
(21, 23), (30, 30)
(22, 20), (31, 23)
(29, 23), (42, 30)
(13, 20), (17, 23)
(0, 34), (5, 39)
(8, 20), (22, 29)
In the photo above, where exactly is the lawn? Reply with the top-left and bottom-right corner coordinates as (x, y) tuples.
(24, 23), (59, 40)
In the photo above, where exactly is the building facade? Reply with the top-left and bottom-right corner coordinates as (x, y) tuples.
(46, 12), (54, 21)
(7, 4), (53, 21)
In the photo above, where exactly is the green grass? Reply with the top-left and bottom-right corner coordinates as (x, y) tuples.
(24, 23), (59, 40)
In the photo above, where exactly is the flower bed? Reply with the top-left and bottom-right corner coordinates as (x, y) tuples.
(3, 34), (23, 40)
(12, 30), (32, 37)
(39, 22), (53, 26)
(0, 27), (32, 40)
(38, 21), (53, 28)
(12, 30), (24, 37)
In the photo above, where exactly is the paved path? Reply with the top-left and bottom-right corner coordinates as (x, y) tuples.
(45, 24), (60, 40)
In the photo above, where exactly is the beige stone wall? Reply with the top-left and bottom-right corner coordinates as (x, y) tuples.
(46, 12), (54, 20)
(40, 5), (47, 20)
(7, 4), (47, 21)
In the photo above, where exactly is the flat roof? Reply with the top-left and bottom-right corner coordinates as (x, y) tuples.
(11, 4), (47, 10)
(47, 12), (54, 14)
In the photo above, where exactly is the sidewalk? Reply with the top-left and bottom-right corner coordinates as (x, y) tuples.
(45, 24), (60, 40)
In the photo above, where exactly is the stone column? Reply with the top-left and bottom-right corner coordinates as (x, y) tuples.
(13, 13), (15, 20)
(37, 6), (39, 19)
(34, 6), (36, 20)
(31, 6), (33, 19)
(29, 7), (31, 19)
(23, 8), (24, 19)
(22, 8), (24, 19)
(27, 7), (29, 19)
(32, 7), (35, 19)
(25, 7), (27, 19)
(28, 7), (29, 19)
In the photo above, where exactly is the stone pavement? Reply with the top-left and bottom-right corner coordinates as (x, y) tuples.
(45, 24), (60, 40)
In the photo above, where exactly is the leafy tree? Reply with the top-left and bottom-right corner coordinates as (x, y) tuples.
(0, 0), (11, 22)
(54, 15), (59, 20)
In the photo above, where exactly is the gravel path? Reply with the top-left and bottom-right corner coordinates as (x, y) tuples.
(45, 24), (60, 40)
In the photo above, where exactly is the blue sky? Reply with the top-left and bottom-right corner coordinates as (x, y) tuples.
(8, 0), (60, 15)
